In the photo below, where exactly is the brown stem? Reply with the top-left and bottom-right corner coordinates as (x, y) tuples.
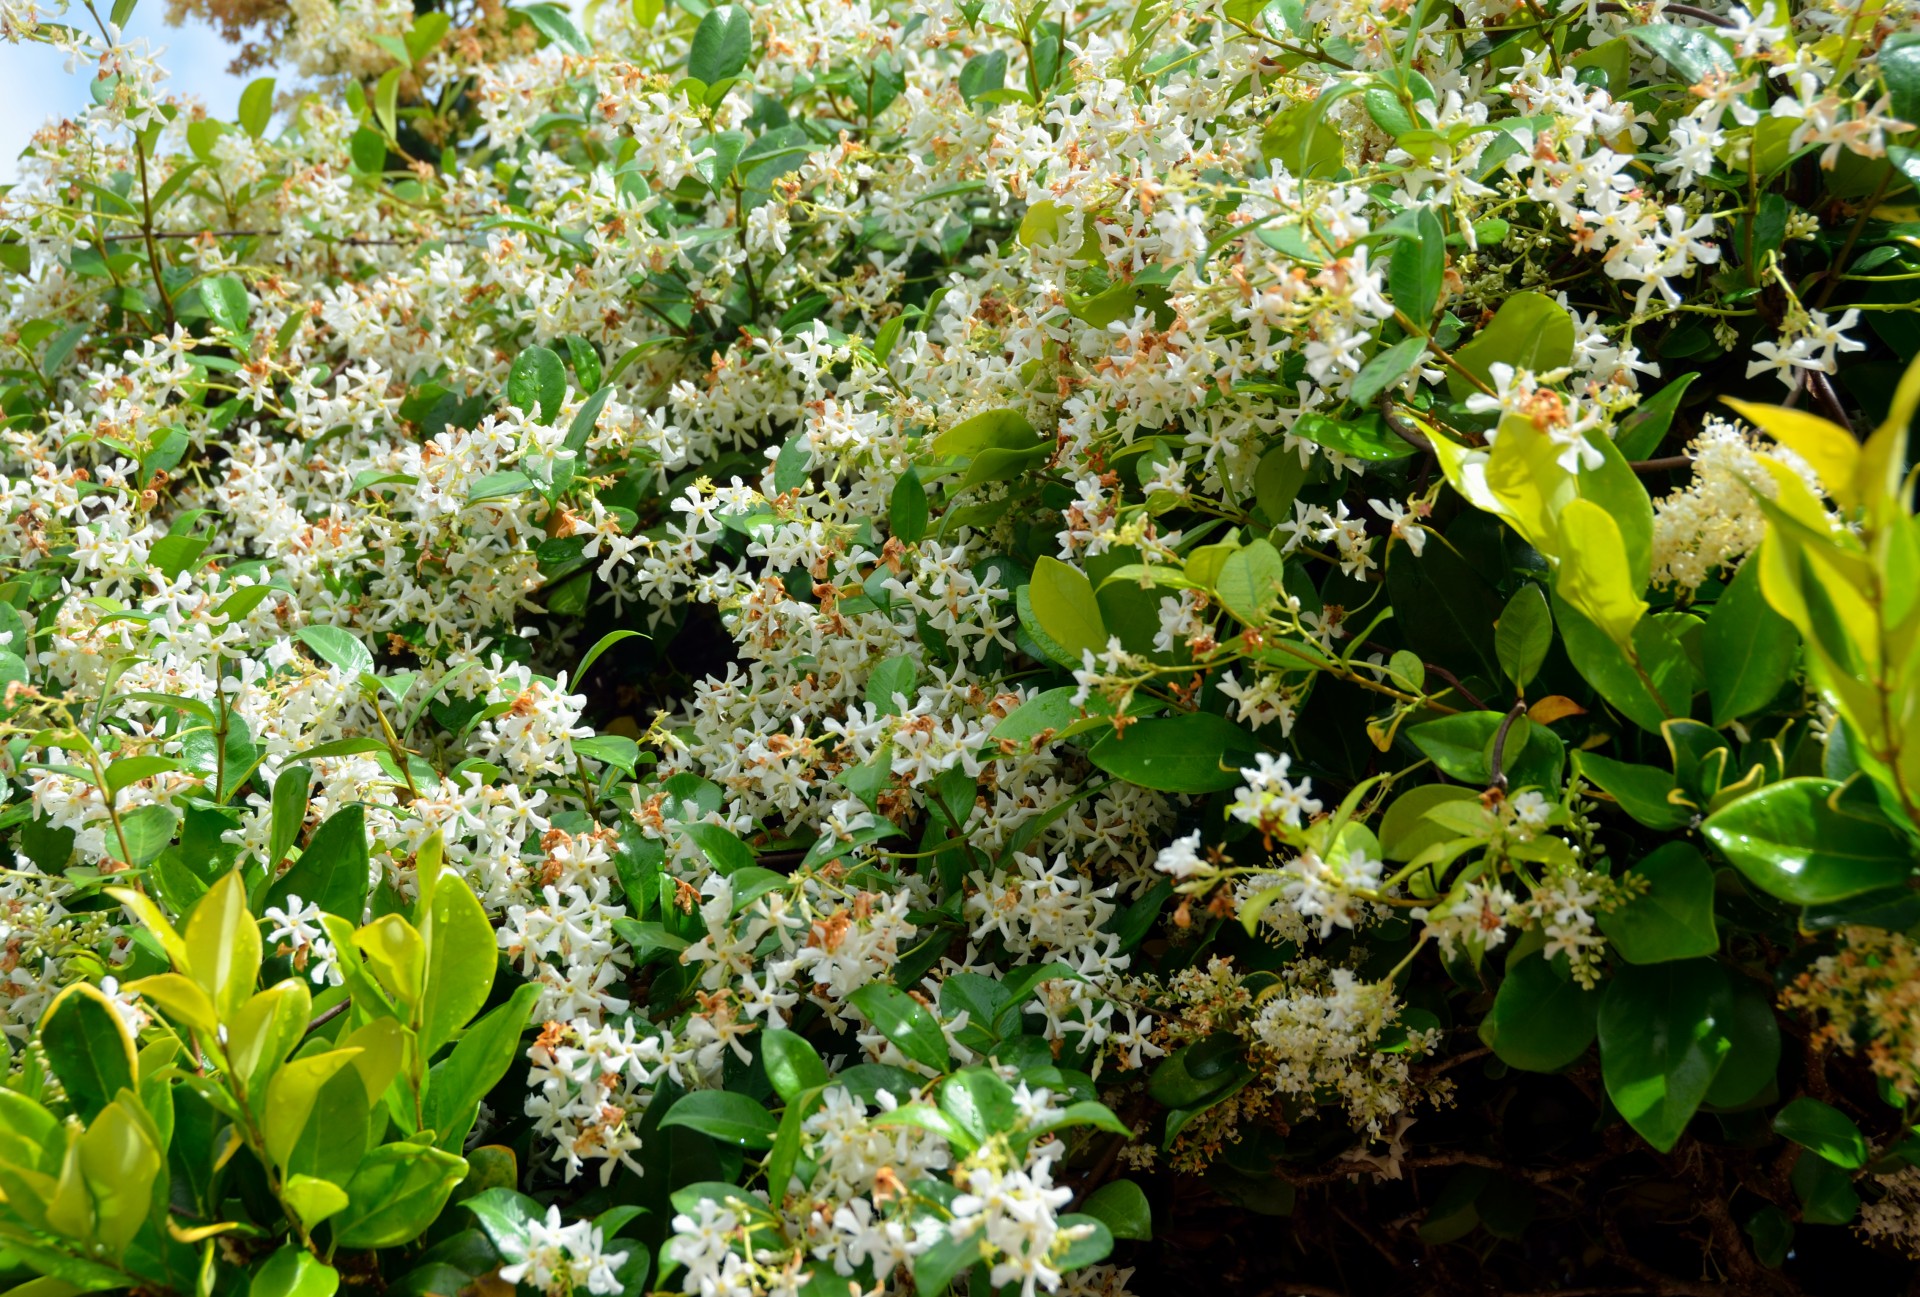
(1487, 700), (1528, 791)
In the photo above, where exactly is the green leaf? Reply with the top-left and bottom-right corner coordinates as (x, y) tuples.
(1215, 538), (1287, 624)
(1702, 778), (1912, 904)
(1791, 1150), (1859, 1224)
(1349, 334), (1428, 405)
(1554, 499), (1647, 648)
(1704, 556), (1798, 725)
(1596, 843), (1719, 964)
(1615, 372), (1697, 461)
(687, 4), (752, 84)
(1746, 1204), (1793, 1268)
(268, 764), (311, 867)
(1081, 1179), (1152, 1241)
(248, 1247), (339, 1297)
(1884, 32), (1920, 125)
(280, 1176), (350, 1229)
(1087, 712), (1259, 794)
(1055, 1214), (1115, 1270)
(1703, 977), (1780, 1109)
(40, 983), (137, 1122)
(932, 408), (1040, 458)
(1407, 710), (1505, 784)
(508, 345), (567, 424)
(692, 129), (748, 191)
(1627, 23), (1734, 84)
(1480, 953), (1598, 1072)
(264, 1047), (366, 1170)
(237, 76), (275, 137)
(849, 983), (950, 1073)
(682, 822), (755, 875)
(1388, 207), (1445, 324)
(1028, 557), (1107, 664)
(465, 1186), (545, 1254)
(1553, 592), (1688, 734)
(889, 471), (928, 544)
(331, 1143), (468, 1247)
(186, 870), (263, 1022)
(659, 1090), (778, 1148)
(1494, 583), (1551, 692)
(264, 804), (369, 920)
(520, 2), (590, 53)
(937, 1067), (1015, 1148)
(866, 657), (919, 718)
(1572, 750), (1692, 830)
(1447, 292), (1574, 398)
(958, 49), (1007, 105)
(1597, 959), (1733, 1152)
(1288, 411), (1418, 462)
(201, 275), (250, 334)
(420, 873), (496, 1056)
(294, 625), (375, 680)
(423, 982), (539, 1151)
(1773, 1097), (1869, 1169)
(761, 1028), (829, 1102)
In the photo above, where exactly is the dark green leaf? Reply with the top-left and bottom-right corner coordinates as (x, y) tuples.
(660, 1090), (778, 1149)
(1081, 1179), (1152, 1241)
(1703, 555), (1798, 726)
(264, 804), (369, 920)
(1597, 959), (1733, 1152)
(1773, 1096), (1869, 1169)
(1480, 953), (1598, 1072)
(1088, 712), (1259, 794)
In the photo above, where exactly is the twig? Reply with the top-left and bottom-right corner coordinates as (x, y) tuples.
(305, 998), (352, 1035)
(1806, 369), (1854, 434)
(1627, 455), (1693, 473)
(1593, 0), (1734, 27)
(1487, 700), (1528, 791)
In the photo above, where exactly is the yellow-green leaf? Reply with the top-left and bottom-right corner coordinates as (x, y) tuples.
(184, 870), (262, 1024)
(1555, 499), (1646, 648)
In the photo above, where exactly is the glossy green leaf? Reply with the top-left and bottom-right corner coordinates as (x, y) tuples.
(184, 870), (262, 1023)
(659, 1090), (778, 1149)
(848, 983), (950, 1073)
(423, 982), (539, 1151)
(889, 471), (928, 544)
(268, 764), (311, 867)
(419, 872), (496, 1056)
(507, 345), (567, 424)
(1447, 292), (1574, 398)
(687, 4), (752, 84)
(762, 1028), (829, 1103)
(1702, 778), (1912, 904)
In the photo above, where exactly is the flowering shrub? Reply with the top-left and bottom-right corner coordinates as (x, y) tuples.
(1, 0), (1919, 1291)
